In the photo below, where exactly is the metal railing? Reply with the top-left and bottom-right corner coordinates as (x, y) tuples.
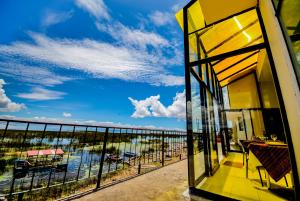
(0, 119), (187, 201)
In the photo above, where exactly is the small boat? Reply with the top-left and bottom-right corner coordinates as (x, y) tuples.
(13, 148), (67, 178)
(123, 152), (137, 158)
(13, 159), (31, 178)
(106, 154), (123, 162)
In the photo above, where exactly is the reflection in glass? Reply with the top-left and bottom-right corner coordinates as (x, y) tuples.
(191, 74), (205, 181)
(281, 0), (300, 65)
(206, 90), (218, 170)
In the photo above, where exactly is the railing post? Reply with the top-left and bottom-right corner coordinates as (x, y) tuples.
(138, 163), (141, 174)
(96, 127), (109, 189)
(162, 131), (165, 166)
(17, 193), (24, 201)
(1, 120), (9, 142)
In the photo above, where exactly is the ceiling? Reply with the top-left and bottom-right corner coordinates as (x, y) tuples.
(176, 1), (264, 87)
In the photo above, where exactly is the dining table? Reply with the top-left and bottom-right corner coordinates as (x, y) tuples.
(248, 142), (291, 183)
(240, 139), (291, 185)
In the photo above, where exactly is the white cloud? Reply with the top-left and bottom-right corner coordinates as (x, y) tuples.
(0, 114), (15, 118)
(171, 1), (189, 12)
(42, 10), (73, 27)
(155, 74), (184, 86)
(95, 20), (183, 66)
(129, 91), (186, 119)
(17, 87), (66, 101)
(0, 79), (26, 112)
(149, 11), (174, 26)
(75, 0), (110, 20)
(96, 22), (169, 48)
(96, 20), (182, 68)
(0, 32), (183, 86)
(0, 62), (72, 86)
(63, 112), (72, 117)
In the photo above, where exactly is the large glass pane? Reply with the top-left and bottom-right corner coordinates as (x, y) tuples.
(225, 111), (244, 151)
(222, 87), (230, 109)
(280, 0), (300, 65)
(191, 73), (205, 181)
(200, 9), (263, 58)
(272, 0), (280, 9)
(213, 99), (223, 161)
(280, 0), (300, 84)
(206, 90), (218, 170)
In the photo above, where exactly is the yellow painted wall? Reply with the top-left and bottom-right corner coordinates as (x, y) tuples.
(256, 49), (280, 108)
(227, 74), (265, 137)
(228, 74), (260, 109)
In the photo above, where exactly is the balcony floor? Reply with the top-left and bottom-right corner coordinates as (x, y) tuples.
(73, 160), (208, 201)
(196, 152), (294, 201)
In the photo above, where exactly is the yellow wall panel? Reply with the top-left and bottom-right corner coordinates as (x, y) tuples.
(256, 50), (280, 108)
(228, 74), (260, 109)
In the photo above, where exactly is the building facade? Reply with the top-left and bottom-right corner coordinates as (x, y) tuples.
(176, 0), (299, 200)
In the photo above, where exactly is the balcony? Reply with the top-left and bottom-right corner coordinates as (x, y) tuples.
(0, 119), (187, 200)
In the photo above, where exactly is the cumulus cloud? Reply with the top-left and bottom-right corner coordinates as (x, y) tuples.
(42, 10), (73, 27)
(17, 87), (66, 101)
(0, 79), (26, 112)
(149, 11), (174, 26)
(62, 112), (72, 117)
(75, 0), (110, 20)
(0, 32), (183, 86)
(129, 91), (186, 119)
(96, 21), (182, 66)
(0, 62), (72, 86)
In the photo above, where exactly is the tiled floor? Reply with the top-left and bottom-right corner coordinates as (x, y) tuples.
(196, 153), (294, 201)
(74, 159), (192, 201)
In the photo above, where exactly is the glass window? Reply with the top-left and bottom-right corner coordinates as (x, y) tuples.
(206, 90), (219, 170)
(191, 74), (206, 181)
(222, 87), (230, 109)
(278, 0), (300, 81)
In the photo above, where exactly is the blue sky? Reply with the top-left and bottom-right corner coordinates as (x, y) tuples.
(0, 0), (188, 130)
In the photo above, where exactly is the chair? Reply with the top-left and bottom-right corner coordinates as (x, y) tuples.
(239, 140), (249, 178)
(256, 166), (289, 187)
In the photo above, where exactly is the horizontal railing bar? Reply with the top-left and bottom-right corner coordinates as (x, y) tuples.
(0, 118), (186, 134)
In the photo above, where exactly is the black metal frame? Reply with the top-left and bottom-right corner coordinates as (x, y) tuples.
(182, 1), (299, 200)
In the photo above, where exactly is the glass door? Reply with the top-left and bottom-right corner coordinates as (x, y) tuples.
(206, 89), (219, 174)
(224, 110), (257, 151)
(191, 74), (206, 184)
(225, 111), (246, 151)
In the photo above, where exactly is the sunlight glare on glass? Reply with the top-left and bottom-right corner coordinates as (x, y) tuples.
(233, 16), (252, 42)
